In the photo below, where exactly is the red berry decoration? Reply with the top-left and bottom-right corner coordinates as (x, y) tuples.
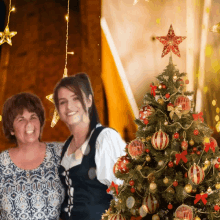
(162, 84), (167, 89)
(131, 187), (135, 193)
(196, 151), (201, 155)
(146, 149), (150, 153)
(214, 205), (219, 211)
(173, 181), (178, 187)
(139, 105), (155, 125)
(174, 132), (179, 139)
(168, 161), (174, 168)
(168, 203), (173, 210)
(193, 147), (197, 152)
(129, 180), (135, 186)
(177, 78), (184, 87)
(184, 172), (188, 178)
(218, 158), (220, 163)
(128, 140), (145, 159)
(185, 79), (189, 84)
(215, 164), (219, 169)
(165, 93), (170, 99)
(194, 129), (199, 136)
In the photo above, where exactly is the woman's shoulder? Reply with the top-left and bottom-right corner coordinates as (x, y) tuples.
(0, 149), (10, 167)
(46, 142), (64, 157)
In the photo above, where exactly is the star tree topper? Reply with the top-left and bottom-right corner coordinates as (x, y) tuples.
(156, 24), (186, 58)
(0, 25), (17, 46)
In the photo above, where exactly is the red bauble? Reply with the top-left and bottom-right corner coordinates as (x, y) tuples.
(146, 149), (150, 153)
(131, 187), (136, 193)
(168, 161), (174, 168)
(165, 93), (170, 99)
(173, 181), (178, 187)
(129, 180), (135, 186)
(168, 204), (173, 210)
(215, 164), (219, 169)
(162, 84), (167, 89)
(139, 105), (155, 125)
(210, 137), (218, 148)
(193, 147), (197, 151)
(174, 95), (191, 114)
(196, 151), (201, 155)
(181, 140), (188, 150)
(113, 156), (130, 174)
(151, 129), (169, 150)
(108, 214), (126, 220)
(194, 129), (199, 136)
(185, 79), (189, 84)
(174, 132), (179, 139)
(142, 194), (159, 214)
(214, 205), (219, 211)
(218, 158), (220, 163)
(128, 140), (145, 159)
(188, 164), (204, 184)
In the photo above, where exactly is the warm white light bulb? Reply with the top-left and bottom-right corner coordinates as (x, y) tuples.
(11, 7), (15, 12)
(65, 15), (69, 21)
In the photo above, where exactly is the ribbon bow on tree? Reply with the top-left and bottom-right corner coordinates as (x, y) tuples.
(150, 84), (157, 97)
(167, 105), (182, 119)
(106, 181), (119, 195)
(194, 193), (208, 205)
(204, 141), (215, 153)
(175, 150), (188, 165)
(192, 112), (204, 123)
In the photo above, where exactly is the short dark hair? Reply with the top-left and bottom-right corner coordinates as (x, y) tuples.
(2, 92), (45, 143)
(53, 73), (100, 131)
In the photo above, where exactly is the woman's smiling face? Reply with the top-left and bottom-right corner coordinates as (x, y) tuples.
(57, 87), (92, 126)
(11, 109), (41, 145)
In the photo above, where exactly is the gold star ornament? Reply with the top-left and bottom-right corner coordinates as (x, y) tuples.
(0, 25), (17, 46)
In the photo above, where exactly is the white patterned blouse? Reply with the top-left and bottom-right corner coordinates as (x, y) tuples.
(0, 142), (65, 220)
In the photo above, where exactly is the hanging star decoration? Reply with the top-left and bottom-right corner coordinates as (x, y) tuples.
(133, 0), (149, 5)
(156, 24), (186, 58)
(0, 25), (17, 46)
(46, 68), (69, 127)
(210, 22), (220, 33)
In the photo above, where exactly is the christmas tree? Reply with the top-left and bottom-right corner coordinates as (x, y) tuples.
(102, 26), (220, 220)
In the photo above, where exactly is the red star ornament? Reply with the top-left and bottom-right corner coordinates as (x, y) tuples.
(156, 24), (186, 57)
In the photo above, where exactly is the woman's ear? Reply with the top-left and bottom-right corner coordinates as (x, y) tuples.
(87, 94), (92, 108)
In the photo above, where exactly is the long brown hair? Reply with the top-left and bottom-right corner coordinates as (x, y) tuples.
(53, 73), (100, 131)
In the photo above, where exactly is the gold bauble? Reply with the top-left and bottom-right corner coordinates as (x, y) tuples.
(207, 187), (212, 193)
(192, 188), (197, 193)
(158, 84), (162, 89)
(152, 214), (160, 220)
(150, 182), (157, 191)
(146, 136), (152, 141)
(163, 177), (169, 184)
(146, 155), (151, 162)
(164, 121), (168, 126)
(184, 184), (192, 193)
(194, 216), (201, 220)
(205, 159), (211, 166)
(167, 187), (175, 194)
(158, 160), (164, 166)
(157, 99), (164, 105)
(119, 199), (122, 203)
(215, 182), (220, 189)
(189, 139), (194, 146)
(173, 75), (177, 80)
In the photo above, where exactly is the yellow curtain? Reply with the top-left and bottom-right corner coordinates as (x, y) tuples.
(101, 29), (137, 142)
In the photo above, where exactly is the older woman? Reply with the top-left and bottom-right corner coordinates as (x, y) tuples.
(0, 92), (65, 220)
(53, 73), (126, 220)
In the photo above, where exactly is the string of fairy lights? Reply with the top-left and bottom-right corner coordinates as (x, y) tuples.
(0, 0), (16, 46)
(46, 0), (74, 127)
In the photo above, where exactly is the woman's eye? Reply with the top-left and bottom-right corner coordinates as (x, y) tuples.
(73, 97), (78, 101)
(59, 101), (66, 105)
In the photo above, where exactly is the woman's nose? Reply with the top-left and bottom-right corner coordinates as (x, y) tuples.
(26, 121), (34, 130)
